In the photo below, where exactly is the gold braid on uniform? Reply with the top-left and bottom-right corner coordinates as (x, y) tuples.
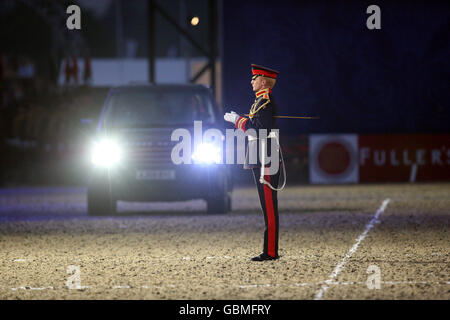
(249, 98), (270, 119)
(248, 88), (271, 118)
(236, 117), (247, 130)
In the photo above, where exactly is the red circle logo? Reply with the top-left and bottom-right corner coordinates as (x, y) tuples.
(317, 142), (351, 175)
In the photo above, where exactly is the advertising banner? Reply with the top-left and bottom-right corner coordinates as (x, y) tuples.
(310, 134), (450, 183)
(359, 134), (450, 182)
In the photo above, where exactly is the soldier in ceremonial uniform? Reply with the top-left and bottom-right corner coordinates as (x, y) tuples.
(224, 64), (281, 261)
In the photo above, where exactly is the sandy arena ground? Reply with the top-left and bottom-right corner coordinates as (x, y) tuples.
(0, 183), (448, 299)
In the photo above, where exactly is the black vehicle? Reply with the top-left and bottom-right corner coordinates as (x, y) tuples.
(87, 84), (232, 216)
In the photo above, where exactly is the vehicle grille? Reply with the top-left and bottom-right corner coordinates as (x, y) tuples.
(118, 128), (178, 169)
(126, 145), (175, 168)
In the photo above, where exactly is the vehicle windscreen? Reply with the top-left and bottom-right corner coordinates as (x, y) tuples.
(103, 89), (216, 127)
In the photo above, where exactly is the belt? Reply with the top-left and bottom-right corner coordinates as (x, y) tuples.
(247, 131), (278, 141)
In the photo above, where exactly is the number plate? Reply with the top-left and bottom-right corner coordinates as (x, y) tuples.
(136, 170), (175, 180)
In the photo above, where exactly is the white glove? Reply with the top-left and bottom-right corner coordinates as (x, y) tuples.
(224, 111), (239, 124)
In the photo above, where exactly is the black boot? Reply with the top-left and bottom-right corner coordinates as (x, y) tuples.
(251, 253), (279, 261)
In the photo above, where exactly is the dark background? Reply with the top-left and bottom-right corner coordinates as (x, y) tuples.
(222, 0), (450, 134)
(0, 0), (449, 185)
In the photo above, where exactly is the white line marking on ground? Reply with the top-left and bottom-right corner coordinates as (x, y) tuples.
(3, 280), (448, 291)
(13, 259), (26, 262)
(179, 255), (240, 261)
(238, 284), (279, 288)
(314, 198), (391, 300)
(329, 281), (449, 286)
(11, 286), (54, 291)
(331, 281), (360, 286)
(67, 286), (90, 290)
(238, 281), (449, 289)
(294, 283), (312, 287)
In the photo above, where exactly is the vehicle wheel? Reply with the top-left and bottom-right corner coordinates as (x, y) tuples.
(87, 184), (116, 216)
(206, 192), (231, 214)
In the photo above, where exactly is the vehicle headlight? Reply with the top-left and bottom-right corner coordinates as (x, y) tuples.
(91, 139), (122, 167)
(191, 143), (222, 164)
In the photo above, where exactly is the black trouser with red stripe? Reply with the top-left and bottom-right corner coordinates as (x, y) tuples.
(252, 167), (280, 258)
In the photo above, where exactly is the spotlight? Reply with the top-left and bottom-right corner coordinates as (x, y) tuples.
(192, 143), (222, 164)
(190, 16), (200, 26)
(90, 139), (122, 168)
